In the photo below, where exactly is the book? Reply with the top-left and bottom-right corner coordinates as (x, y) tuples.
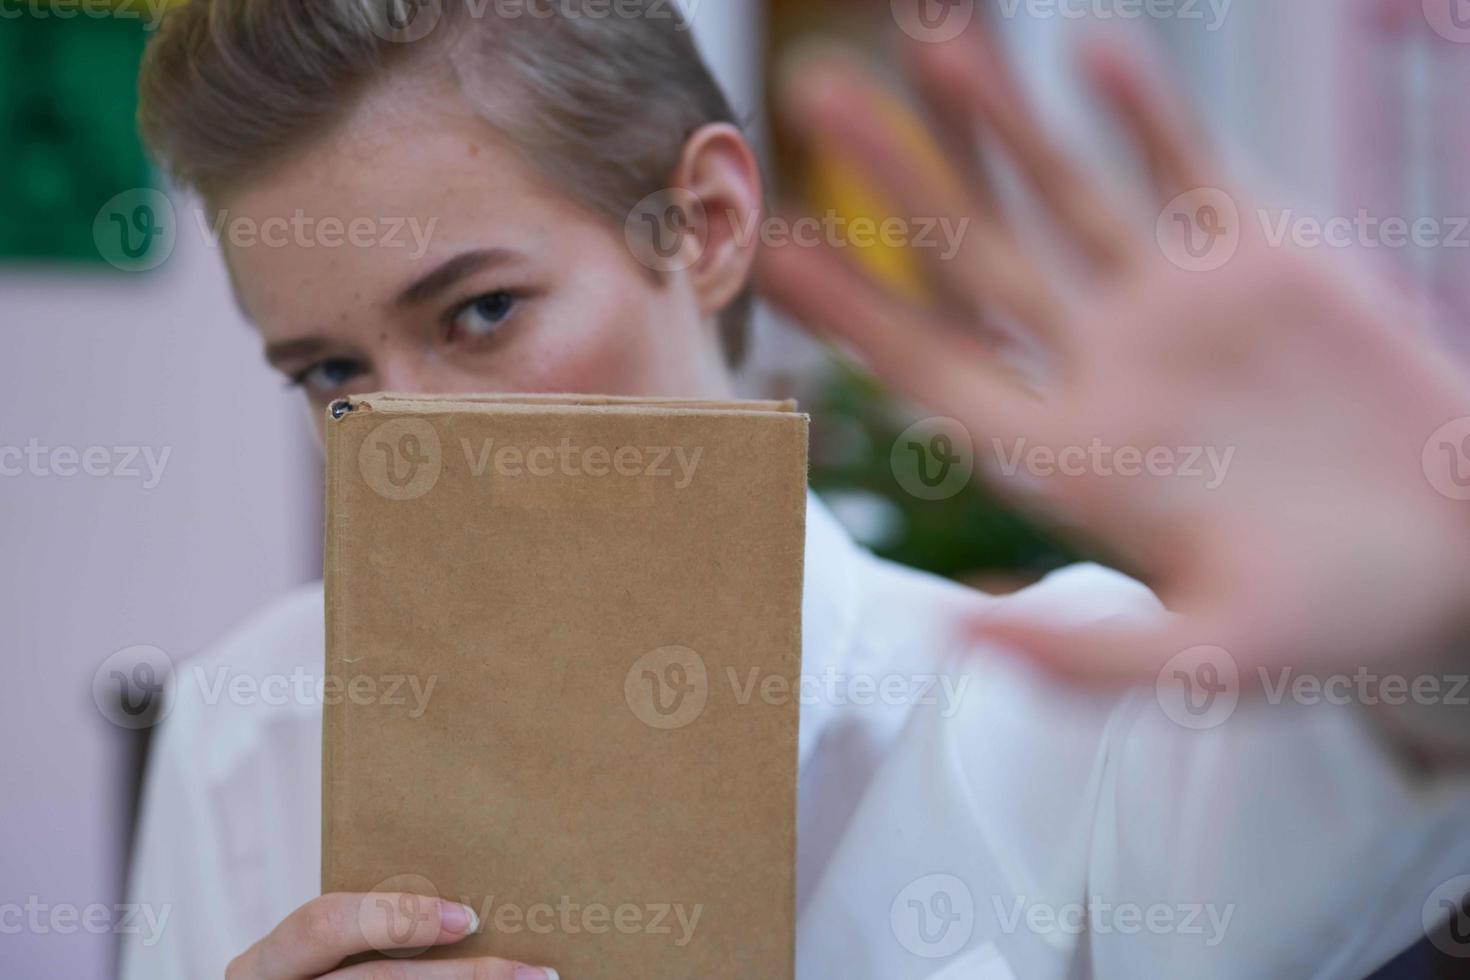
(322, 392), (807, 977)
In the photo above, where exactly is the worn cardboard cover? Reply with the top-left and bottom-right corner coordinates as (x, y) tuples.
(322, 393), (807, 977)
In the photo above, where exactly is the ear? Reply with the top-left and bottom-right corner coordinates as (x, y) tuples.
(669, 122), (764, 318)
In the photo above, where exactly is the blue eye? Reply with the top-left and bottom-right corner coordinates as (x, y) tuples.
(451, 291), (518, 342)
(292, 357), (364, 396)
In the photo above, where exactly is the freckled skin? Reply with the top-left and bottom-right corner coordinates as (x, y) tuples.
(221, 83), (735, 440)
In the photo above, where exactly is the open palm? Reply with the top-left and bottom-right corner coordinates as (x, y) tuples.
(760, 28), (1470, 689)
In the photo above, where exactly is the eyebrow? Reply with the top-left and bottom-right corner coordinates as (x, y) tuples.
(264, 337), (329, 372)
(394, 247), (518, 309)
(261, 247), (522, 371)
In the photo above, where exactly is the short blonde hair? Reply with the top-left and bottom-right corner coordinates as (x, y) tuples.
(138, 0), (753, 362)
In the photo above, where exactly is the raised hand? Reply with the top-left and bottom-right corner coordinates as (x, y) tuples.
(760, 27), (1470, 690)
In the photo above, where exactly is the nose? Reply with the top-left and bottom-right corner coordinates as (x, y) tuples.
(373, 353), (443, 396)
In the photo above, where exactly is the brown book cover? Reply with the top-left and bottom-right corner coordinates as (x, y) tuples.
(322, 393), (807, 977)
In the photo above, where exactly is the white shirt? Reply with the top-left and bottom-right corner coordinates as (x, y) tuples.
(122, 495), (1470, 979)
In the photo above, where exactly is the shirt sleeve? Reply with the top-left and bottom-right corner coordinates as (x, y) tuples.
(118, 675), (252, 980)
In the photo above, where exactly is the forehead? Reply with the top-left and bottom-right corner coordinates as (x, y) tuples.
(215, 83), (600, 330)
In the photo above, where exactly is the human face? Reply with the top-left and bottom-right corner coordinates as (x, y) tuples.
(220, 84), (737, 438)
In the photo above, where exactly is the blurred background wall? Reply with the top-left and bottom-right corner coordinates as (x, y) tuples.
(0, 0), (1463, 977)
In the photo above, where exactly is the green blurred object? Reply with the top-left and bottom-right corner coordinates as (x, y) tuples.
(808, 365), (1085, 585)
(0, 11), (153, 265)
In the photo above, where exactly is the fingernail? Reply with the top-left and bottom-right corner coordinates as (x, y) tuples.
(437, 900), (479, 935)
(514, 967), (559, 980)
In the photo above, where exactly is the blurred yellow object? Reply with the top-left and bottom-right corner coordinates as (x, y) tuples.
(803, 82), (964, 305)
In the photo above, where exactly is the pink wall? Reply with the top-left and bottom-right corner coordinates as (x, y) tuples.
(0, 218), (321, 977)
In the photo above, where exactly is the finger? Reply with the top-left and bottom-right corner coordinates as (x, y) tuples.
(333, 958), (559, 980)
(230, 893), (477, 980)
(966, 615), (1200, 686)
(1080, 38), (1218, 200)
(903, 33), (1003, 216)
(925, 31), (1138, 274)
(779, 49), (970, 225)
(757, 230), (1041, 440)
(778, 55), (1070, 344)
